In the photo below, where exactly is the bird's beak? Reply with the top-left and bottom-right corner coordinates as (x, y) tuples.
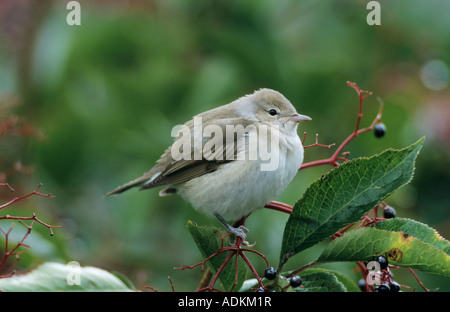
(289, 113), (312, 122)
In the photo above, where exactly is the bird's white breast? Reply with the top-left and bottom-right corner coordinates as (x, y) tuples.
(177, 126), (303, 221)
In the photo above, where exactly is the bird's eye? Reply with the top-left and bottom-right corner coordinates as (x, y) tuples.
(268, 109), (277, 116)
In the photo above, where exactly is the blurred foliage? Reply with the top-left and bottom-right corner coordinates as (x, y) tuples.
(0, 0), (449, 291)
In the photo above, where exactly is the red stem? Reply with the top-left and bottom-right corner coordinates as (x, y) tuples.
(1, 183), (58, 276)
(0, 183), (54, 210)
(0, 183), (15, 192)
(407, 268), (430, 292)
(300, 81), (383, 170)
(264, 201), (293, 214)
(178, 225), (268, 292)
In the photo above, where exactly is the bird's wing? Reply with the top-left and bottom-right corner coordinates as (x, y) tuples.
(105, 116), (256, 196)
(140, 159), (224, 190)
(142, 117), (256, 189)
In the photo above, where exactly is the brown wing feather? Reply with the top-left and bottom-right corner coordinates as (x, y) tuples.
(105, 113), (255, 196)
(140, 159), (226, 190)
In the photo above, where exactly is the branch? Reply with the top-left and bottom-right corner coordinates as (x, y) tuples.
(0, 213), (60, 236)
(264, 201), (293, 214)
(176, 222), (270, 292)
(303, 133), (335, 149)
(0, 183), (54, 210)
(0, 183), (15, 192)
(1, 183), (59, 276)
(300, 81), (383, 170)
(407, 268), (430, 292)
(0, 220), (34, 271)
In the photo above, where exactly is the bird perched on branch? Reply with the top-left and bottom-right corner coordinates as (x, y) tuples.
(106, 89), (311, 241)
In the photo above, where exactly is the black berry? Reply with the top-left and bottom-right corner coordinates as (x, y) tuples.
(289, 275), (302, 288)
(264, 267), (277, 280)
(256, 287), (266, 292)
(389, 281), (401, 292)
(383, 206), (396, 218)
(358, 279), (366, 292)
(376, 255), (389, 270)
(374, 123), (386, 138)
(376, 283), (390, 292)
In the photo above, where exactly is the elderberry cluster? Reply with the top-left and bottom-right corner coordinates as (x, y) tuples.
(256, 267), (302, 292)
(359, 255), (401, 292)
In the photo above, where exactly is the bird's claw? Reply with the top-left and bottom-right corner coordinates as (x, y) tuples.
(228, 225), (255, 246)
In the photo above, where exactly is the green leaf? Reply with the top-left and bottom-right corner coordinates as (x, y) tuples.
(317, 227), (450, 277)
(0, 262), (135, 291)
(301, 268), (360, 292)
(294, 271), (346, 292)
(186, 221), (247, 291)
(279, 137), (424, 267)
(375, 218), (450, 254)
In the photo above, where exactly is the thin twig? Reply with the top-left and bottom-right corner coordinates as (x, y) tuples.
(0, 183), (15, 192)
(300, 81), (383, 170)
(1, 183), (58, 276)
(407, 268), (430, 292)
(179, 224), (268, 292)
(285, 260), (319, 278)
(0, 183), (54, 210)
(197, 267), (213, 290)
(303, 133), (335, 149)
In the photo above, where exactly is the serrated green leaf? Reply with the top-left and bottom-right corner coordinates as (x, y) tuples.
(302, 268), (359, 292)
(279, 137), (424, 267)
(375, 218), (450, 254)
(294, 271), (346, 292)
(186, 221), (247, 291)
(317, 227), (450, 277)
(0, 262), (135, 291)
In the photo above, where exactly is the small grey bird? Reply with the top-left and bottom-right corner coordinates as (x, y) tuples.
(106, 89), (311, 240)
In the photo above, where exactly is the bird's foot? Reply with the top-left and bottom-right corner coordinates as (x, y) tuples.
(228, 225), (255, 246)
(229, 225), (248, 240)
(214, 213), (255, 246)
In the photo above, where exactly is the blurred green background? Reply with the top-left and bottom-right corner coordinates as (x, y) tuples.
(0, 0), (449, 291)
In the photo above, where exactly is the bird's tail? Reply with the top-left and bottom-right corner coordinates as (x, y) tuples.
(104, 176), (148, 197)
